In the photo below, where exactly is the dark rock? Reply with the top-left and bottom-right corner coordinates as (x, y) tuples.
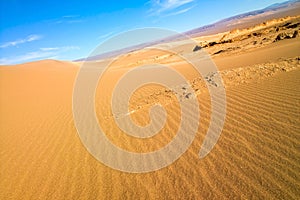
(274, 32), (294, 42)
(292, 30), (298, 38)
(213, 50), (224, 55)
(286, 23), (300, 29)
(220, 39), (233, 44)
(252, 32), (262, 37)
(193, 45), (202, 52)
(283, 22), (292, 27)
(185, 93), (192, 99)
(208, 41), (218, 47)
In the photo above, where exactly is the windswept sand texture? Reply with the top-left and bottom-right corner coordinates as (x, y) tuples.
(1, 16), (300, 199)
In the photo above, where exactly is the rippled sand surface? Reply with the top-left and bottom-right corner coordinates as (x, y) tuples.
(1, 16), (300, 199)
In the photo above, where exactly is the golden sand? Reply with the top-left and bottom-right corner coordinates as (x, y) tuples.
(1, 16), (300, 199)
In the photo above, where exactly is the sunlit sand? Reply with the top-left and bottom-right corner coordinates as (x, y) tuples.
(1, 13), (299, 200)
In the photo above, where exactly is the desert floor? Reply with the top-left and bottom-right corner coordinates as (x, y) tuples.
(0, 16), (299, 199)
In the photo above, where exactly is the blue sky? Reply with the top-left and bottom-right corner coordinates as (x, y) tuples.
(0, 0), (286, 65)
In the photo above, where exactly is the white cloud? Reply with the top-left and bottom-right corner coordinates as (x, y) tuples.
(0, 51), (54, 65)
(62, 15), (80, 18)
(164, 5), (196, 17)
(0, 46), (80, 65)
(53, 15), (85, 24)
(40, 47), (60, 51)
(148, 0), (195, 16)
(97, 31), (115, 40)
(40, 46), (79, 51)
(0, 34), (43, 48)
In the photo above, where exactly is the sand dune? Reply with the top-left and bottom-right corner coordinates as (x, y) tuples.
(1, 16), (300, 199)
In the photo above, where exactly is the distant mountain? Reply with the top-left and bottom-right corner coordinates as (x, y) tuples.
(265, 0), (299, 9)
(76, 0), (300, 61)
(185, 0), (300, 37)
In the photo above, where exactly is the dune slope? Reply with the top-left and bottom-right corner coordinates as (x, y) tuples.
(1, 17), (300, 199)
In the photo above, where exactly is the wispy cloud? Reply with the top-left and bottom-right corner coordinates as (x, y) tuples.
(0, 34), (43, 48)
(97, 31), (115, 40)
(55, 19), (85, 24)
(0, 46), (80, 65)
(62, 15), (81, 18)
(40, 47), (60, 51)
(0, 51), (55, 65)
(40, 46), (80, 51)
(148, 0), (196, 16)
(164, 4), (196, 17)
(53, 15), (85, 24)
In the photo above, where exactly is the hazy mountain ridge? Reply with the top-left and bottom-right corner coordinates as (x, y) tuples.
(186, 0), (300, 37)
(76, 0), (300, 61)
